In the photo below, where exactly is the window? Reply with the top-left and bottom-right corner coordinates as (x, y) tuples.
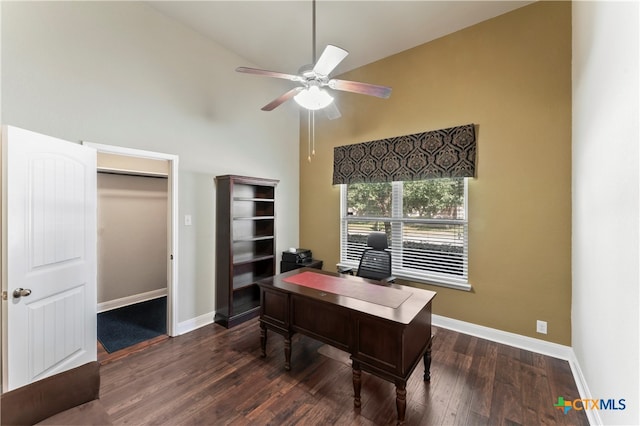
(340, 178), (470, 290)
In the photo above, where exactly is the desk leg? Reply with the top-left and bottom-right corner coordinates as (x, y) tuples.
(395, 384), (407, 425)
(424, 334), (433, 381)
(352, 361), (361, 408)
(260, 322), (267, 358)
(284, 335), (292, 371)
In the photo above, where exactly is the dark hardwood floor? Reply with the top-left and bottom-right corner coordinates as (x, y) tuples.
(99, 319), (589, 425)
(98, 334), (169, 365)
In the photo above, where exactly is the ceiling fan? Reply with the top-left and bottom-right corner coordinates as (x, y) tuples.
(235, 0), (392, 118)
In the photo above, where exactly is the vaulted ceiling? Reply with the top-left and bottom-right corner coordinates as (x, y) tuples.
(148, 1), (533, 76)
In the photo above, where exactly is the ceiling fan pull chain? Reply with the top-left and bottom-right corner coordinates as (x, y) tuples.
(308, 109), (312, 162)
(312, 110), (316, 156)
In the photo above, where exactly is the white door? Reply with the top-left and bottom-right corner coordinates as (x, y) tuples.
(2, 125), (97, 391)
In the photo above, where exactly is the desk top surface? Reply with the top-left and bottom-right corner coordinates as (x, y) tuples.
(258, 268), (437, 324)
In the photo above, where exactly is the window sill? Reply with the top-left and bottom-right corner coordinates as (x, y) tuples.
(336, 263), (472, 292)
(394, 274), (472, 292)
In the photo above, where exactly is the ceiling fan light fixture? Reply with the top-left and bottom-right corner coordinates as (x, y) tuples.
(294, 86), (334, 110)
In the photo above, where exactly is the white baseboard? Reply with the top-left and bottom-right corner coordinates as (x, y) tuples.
(432, 314), (574, 360)
(97, 288), (167, 313)
(177, 311), (215, 335)
(566, 352), (601, 425)
(432, 314), (599, 424)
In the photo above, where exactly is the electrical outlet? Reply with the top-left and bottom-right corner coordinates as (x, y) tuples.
(184, 214), (192, 226)
(536, 320), (547, 334)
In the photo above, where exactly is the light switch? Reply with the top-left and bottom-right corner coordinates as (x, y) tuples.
(184, 214), (192, 226)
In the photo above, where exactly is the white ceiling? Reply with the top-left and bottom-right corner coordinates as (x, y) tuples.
(148, 1), (533, 76)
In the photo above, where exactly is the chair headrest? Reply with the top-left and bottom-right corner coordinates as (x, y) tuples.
(367, 232), (388, 250)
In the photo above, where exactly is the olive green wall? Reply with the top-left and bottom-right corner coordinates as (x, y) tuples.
(299, 2), (571, 345)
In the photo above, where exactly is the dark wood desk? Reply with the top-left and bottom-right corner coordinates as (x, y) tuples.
(257, 268), (436, 425)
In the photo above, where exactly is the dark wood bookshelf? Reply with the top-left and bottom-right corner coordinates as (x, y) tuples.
(214, 175), (278, 328)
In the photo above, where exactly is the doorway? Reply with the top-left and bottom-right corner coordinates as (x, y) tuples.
(96, 171), (168, 360)
(83, 142), (179, 350)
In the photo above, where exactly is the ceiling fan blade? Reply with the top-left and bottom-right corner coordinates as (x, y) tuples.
(261, 87), (304, 111)
(324, 102), (341, 120)
(313, 45), (349, 76)
(236, 67), (303, 82)
(328, 79), (392, 99)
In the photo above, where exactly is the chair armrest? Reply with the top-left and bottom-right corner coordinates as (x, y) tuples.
(337, 266), (355, 275)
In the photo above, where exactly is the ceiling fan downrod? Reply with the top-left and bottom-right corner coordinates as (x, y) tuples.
(312, 0), (317, 64)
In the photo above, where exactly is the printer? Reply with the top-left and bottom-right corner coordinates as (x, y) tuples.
(280, 248), (322, 273)
(282, 248), (312, 264)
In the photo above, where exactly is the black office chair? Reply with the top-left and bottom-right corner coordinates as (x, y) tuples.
(340, 232), (395, 284)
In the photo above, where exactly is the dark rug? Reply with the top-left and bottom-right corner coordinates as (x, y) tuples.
(98, 297), (166, 353)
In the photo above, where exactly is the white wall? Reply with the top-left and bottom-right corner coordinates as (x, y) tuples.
(1, 2), (301, 325)
(572, 2), (639, 425)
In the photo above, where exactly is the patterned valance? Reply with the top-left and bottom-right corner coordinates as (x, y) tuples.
(332, 123), (476, 185)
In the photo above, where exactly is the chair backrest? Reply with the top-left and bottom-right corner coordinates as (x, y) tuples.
(356, 232), (392, 281)
(366, 231), (388, 250)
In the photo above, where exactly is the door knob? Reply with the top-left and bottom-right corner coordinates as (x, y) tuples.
(12, 288), (32, 299)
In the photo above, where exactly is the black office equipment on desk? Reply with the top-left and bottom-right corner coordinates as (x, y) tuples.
(281, 249), (322, 273)
(282, 248), (312, 264)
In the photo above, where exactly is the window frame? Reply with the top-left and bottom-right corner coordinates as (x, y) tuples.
(339, 179), (471, 291)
